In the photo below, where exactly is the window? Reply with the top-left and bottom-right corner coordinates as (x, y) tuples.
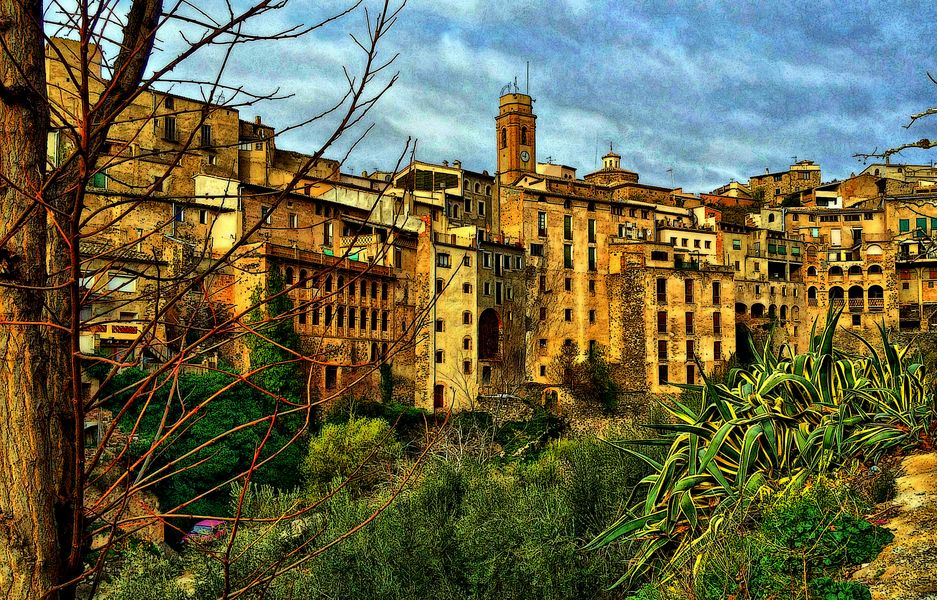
(337, 307), (345, 328)
(462, 311), (472, 325)
(899, 219), (910, 233)
(462, 255), (471, 267)
(714, 340), (722, 359)
(538, 212), (547, 236)
(564, 244), (573, 269)
(173, 204), (185, 222)
(530, 243), (544, 256)
(685, 312), (694, 335)
(198, 209), (208, 225)
(312, 308), (320, 326)
(500, 128), (507, 149)
(588, 247), (597, 271)
(712, 281), (721, 305)
(107, 273), (136, 292)
(483, 253), (491, 268)
(656, 278), (667, 303)
(163, 116), (177, 141)
(435, 278), (444, 294)
(589, 310), (596, 324)
(564, 277), (572, 291)
(360, 308), (367, 329)
(484, 282), (491, 295)
(658, 340), (668, 360)
(436, 350), (445, 364)
(589, 279), (596, 293)
(382, 282), (388, 300)
(90, 170), (108, 189)
(852, 314), (861, 326)
(324, 306), (333, 326)
(540, 365), (547, 377)
(713, 312), (722, 335)
(694, 239), (701, 249)
(686, 364), (695, 385)
(463, 360), (473, 375)
(200, 124), (212, 147)
(686, 339), (695, 358)
(371, 310), (378, 330)
(463, 283), (472, 294)
(538, 338), (547, 349)
(539, 276), (546, 292)
(539, 307), (547, 321)
(685, 279), (694, 303)
(564, 308), (572, 321)
(289, 213), (298, 228)
(371, 281), (377, 298)
(381, 311), (388, 331)
(164, 95), (174, 110)
(325, 366), (338, 390)
(658, 364), (669, 385)
(657, 311), (667, 333)
(323, 222), (333, 245)
(588, 219), (596, 243)
(564, 215), (573, 240)
(463, 337), (473, 350)
(436, 253), (451, 268)
(520, 127), (528, 145)
(478, 201), (486, 216)
(349, 309), (356, 329)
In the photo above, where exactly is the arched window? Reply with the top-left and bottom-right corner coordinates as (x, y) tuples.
(500, 128), (507, 149)
(285, 267), (294, 284)
(462, 311), (473, 325)
(808, 286), (817, 299)
(325, 275), (333, 292)
(829, 286), (844, 308)
(299, 269), (308, 285)
(735, 303), (747, 315)
(807, 266), (817, 276)
(866, 244), (883, 256)
(868, 285), (884, 311)
(848, 265), (862, 276)
(848, 285), (864, 310)
(768, 214), (776, 223)
(478, 308), (501, 360)
(751, 303), (765, 318)
(869, 264), (883, 274)
(829, 266), (843, 276)
(337, 275), (345, 291)
(474, 182), (480, 193)
(521, 127), (528, 145)
(779, 305), (788, 323)
(463, 336), (472, 351)
(485, 185), (491, 195)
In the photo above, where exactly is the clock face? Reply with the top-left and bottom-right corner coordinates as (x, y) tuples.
(520, 150), (530, 162)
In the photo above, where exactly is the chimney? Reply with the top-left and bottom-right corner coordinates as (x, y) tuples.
(254, 116), (262, 125)
(442, 160), (448, 167)
(765, 167), (769, 174)
(453, 160), (461, 168)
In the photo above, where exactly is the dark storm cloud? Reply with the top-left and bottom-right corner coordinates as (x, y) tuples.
(161, 0), (937, 191)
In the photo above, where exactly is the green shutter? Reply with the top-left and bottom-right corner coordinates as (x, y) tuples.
(900, 219), (910, 232)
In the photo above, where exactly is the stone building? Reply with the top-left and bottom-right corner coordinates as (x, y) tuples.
(749, 160), (822, 205)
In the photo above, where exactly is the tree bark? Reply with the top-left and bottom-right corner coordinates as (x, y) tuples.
(0, 0), (75, 598)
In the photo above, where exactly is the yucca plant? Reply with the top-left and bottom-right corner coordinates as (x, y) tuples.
(589, 307), (936, 589)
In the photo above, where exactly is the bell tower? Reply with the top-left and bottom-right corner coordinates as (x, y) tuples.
(496, 92), (536, 184)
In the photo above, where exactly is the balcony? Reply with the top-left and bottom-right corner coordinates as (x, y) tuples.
(674, 259), (700, 271)
(808, 298), (818, 307)
(869, 298), (884, 312)
(848, 298), (864, 312)
(264, 243), (391, 277)
(830, 298), (845, 309)
(84, 323), (141, 341)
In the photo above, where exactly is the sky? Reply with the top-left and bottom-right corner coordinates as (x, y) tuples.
(148, 0), (936, 192)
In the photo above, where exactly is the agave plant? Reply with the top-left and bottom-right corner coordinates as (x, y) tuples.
(588, 307), (936, 588)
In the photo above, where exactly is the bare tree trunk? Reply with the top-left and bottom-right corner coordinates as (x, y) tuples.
(0, 1), (76, 598)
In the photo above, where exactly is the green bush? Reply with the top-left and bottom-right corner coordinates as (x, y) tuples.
(302, 416), (401, 494)
(809, 577), (871, 600)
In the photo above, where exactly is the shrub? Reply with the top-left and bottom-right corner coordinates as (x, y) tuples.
(302, 416), (401, 494)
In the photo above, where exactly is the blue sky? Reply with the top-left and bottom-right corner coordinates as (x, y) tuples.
(157, 0), (936, 192)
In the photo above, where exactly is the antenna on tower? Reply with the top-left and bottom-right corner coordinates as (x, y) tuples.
(513, 76), (518, 94)
(526, 61), (530, 94)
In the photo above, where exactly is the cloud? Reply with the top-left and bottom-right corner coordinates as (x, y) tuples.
(145, 0), (937, 191)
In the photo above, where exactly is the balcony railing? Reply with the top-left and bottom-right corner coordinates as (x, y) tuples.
(83, 323), (141, 340)
(808, 298), (818, 306)
(848, 298), (864, 311)
(830, 298), (845, 309)
(869, 298), (884, 312)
